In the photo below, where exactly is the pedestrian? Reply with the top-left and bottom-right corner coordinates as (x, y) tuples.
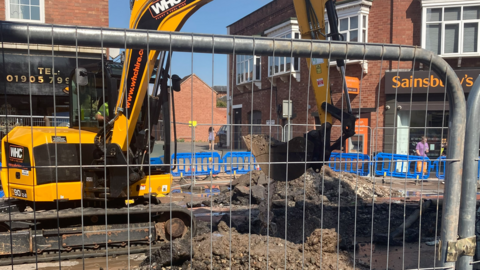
(208, 127), (216, 150)
(441, 141), (447, 157)
(416, 136), (429, 175)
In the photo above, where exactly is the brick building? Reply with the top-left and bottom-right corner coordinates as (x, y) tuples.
(173, 74), (227, 142)
(0, 0), (108, 116)
(227, 0), (480, 158)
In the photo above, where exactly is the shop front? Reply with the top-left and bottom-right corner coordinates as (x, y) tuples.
(0, 52), (102, 117)
(384, 69), (479, 160)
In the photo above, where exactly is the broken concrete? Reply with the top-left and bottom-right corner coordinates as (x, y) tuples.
(142, 221), (357, 270)
(250, 185), (265, 204)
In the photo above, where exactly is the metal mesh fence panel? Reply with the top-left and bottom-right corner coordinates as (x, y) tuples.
(0, 22), (469, 270)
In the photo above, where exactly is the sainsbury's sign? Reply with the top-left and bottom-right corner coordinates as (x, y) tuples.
(384, 69), (480, 94)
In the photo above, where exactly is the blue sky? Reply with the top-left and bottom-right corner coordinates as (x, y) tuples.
(109, 0), (273, 86)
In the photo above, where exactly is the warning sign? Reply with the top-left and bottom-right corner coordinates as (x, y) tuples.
(316, 78), (324, 87)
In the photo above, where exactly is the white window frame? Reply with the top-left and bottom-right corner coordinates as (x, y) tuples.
(265, 19), (301, 81)
(324, 0), (371, 69)
(267, 32), (301, 77)
(5, 0), (45, 23)
(325, 14), (368, 43)
(236, 54), (261, 86)
(421, 0), (480, 57)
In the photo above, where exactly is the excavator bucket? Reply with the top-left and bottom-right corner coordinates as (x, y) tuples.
(243, 134), (314, 181)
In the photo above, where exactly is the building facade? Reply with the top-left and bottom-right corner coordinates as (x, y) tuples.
(173, 74), (227, 143)
(0, 0), (109, 117)
(227, 0), (480, 158)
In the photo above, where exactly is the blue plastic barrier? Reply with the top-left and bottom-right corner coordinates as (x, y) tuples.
(194, 152), (223, 176)
(171, 152), (223, 177)
(170, 152), (193, 177)
(328, 152), (371, 176)
(434, 156), (446, 180)
(222, 152), (258, 175)
(150, 156), (164, 165)
(374, 152), (432, 180)
(434, 156), (480, 180)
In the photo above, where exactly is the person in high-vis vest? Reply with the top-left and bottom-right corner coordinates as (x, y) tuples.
(416, 136), (429, 174)
(95, 102), (109, 122)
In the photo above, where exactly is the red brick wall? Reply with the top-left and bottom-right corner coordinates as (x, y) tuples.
(228, 0), (387, 152)
(0, 0), (108, 27)
(228, 0), (295, 36)
(0, 1), (4, 20)
(174, 74), (227, 142)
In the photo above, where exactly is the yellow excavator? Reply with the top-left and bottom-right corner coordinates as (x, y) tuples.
(0, 0), (355, 261)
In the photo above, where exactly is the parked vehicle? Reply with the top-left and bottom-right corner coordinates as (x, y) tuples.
(216, 125), (227, 148)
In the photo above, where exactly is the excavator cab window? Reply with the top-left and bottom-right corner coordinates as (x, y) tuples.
(69, 68), (102, 129)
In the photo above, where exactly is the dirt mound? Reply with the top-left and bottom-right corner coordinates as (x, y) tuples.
(274, 166), (401, 205)
(206, 170), (275, 207)
(141, 222), (359, 270)
(207, 167), (400, 208)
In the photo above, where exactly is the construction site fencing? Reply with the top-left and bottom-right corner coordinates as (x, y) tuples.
(457, 75), (480, 270)
(434, 156), (446, 180)
(153, 151), (259, 176)
(329, 152), (371, 176)
(0, 22), (470, 270)
(0, 115), (69, 138)
(151, 151), (258, 176)
(0, 115), (69, 127)
(170, 152), (223, 177)
(374, 152), (432, 180)
(222, 151), (258, 174)
(434, 156), (480, 180)
(173, 122), (284, 148)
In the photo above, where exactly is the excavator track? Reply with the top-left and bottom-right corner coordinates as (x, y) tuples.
(0, 203), (196, 265)
(0, 204), (194, 222)
(0, 241), (159, 266)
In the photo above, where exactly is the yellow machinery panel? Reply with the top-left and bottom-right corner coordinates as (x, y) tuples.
(8, 182), (83, 202)
(1, 127), (97, 198)
(292, 0), (333, 124)
(6, 174), (171, 202)
(128, 174), (173, 197)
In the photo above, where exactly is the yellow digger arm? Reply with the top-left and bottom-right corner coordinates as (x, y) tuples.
(111, 0), (353, 158)
(293, 0), (333, 124)
(111, 0), (213, 151)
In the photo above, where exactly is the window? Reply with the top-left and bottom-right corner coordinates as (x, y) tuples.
(248, 110), (262, 134)
(264, 19), (301, 78)
(70, 70), (101, 129)
(423, 5), (480, 56)
(325, 15), (368, 43)
(268, 32), (301, 77)
(236, 55), (261, 85)
(323, 0), (371, 69)
(6, 0), (44, 23)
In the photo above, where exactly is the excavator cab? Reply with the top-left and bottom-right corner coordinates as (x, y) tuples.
(65, 60), (174, 200)
(68, 62), (121, 131)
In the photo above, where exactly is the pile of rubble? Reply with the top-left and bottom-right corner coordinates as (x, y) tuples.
(140, 221), (358, 270)
(203, 166), (400, 208)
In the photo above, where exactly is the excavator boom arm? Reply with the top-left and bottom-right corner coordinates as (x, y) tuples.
(111, 0), (212, 151)
(110, 0), (355, 181)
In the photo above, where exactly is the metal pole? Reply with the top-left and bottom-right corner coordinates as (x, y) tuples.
(456, 75), (480, 270)
(0, 21), (467, 267)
